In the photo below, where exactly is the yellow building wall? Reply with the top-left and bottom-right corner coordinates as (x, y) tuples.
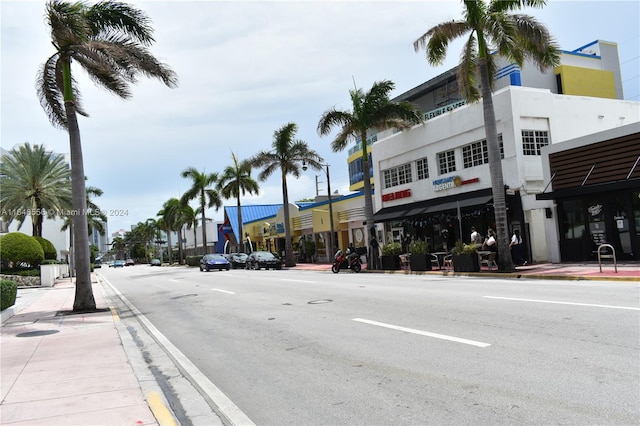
(555, 65), (616, 99)
(347, 145), (375, 192)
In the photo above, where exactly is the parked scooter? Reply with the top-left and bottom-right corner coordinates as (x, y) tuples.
(332, 249), (362, 273)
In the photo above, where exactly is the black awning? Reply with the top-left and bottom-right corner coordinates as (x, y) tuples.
(536, 178), (640, 200)
(424, 195), (493, 214)
(373, 206), (409, 222)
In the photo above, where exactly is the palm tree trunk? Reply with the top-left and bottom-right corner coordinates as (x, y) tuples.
(479, 59), (514, 272)
(60, 57), (96, 311)
(237, 196), (243, 253)
(65, 101), (96, 310)
(200, 208), (207, 255)
(281, 170), (295, 267)
(361, 133), (378, 270)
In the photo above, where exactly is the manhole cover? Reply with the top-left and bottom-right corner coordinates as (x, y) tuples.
(16, 330), (59, 337)
(308, 299), (333, 304)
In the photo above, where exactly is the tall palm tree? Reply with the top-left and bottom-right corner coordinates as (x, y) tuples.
(0, 143), (72, 237)
(61, 184), (107, 237)
(180, 168), (221, 255)
(37, 0), (178, 311)
(317, 80), (422, 269)
(251, 123), (324, 267)
(414, 0), (559, 271)
(218, 152), (260, 253)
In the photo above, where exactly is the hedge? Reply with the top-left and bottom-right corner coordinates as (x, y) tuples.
(186, 256), (201, 267)
(33, 236), (57, 260)
(1, 279), (18, 311)
(0, 233), (45, 269)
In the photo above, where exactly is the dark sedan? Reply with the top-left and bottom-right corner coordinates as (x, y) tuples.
(245, 251), (282, 270)
(200, 254), (231, 272)
(227, 252), (248, 269)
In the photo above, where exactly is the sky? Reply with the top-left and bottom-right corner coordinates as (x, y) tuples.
(2, 0), (639, 236)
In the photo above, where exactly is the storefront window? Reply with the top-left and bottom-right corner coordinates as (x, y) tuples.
(586, 197), (606, 246)
(561, 199), (585, 239)
(633, 191), (640, 236)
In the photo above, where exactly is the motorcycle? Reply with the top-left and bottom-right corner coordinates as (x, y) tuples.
(332, 249), (362, 273)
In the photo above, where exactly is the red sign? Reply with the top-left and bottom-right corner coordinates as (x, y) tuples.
(382, 189), (411, 202)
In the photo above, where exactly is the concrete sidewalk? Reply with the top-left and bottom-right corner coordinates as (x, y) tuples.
(0, 279), (174, 426)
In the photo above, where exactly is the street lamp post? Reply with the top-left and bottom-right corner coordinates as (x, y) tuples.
(303, 162), (335, 260)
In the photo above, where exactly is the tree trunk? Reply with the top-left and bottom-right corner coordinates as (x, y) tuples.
(200, 199), (207, 255)
(237, 195), (244, 253)
(281, 170), (295, 267)
(65, 102), (96, 310)
(361, 132), (378, 270)
(478, 59), (514, 272)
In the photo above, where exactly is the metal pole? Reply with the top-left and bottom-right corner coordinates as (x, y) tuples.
(326, 165), (335, 257)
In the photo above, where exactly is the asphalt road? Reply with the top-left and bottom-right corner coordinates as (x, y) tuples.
(99, 265), (640, 425)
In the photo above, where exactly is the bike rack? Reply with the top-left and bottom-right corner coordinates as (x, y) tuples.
(597, 244), (617, 273)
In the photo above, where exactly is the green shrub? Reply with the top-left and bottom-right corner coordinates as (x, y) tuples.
(381, 241), (402, 256)
(451, 240), (465, 255)
(186, 255), (201, 267)
(33, 236), (57, 260)
(463, 243), (480, 255)
(409, 239), (429, 254)
(17, 269), (41, 277)
(0, 233), (45, 269)
(41, 259), (59, 265)
(1, 279), (18, 311)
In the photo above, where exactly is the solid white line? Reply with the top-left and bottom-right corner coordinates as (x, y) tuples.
(211, 289), (235, 294)
(484, 296), (640, 311)
(352, 318), (491, 348)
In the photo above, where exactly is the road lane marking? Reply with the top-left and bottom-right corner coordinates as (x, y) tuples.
(352, 318), (491, 348)
(484, 296), (640, 311)
(281, 278), (317, 284)
(211, 289), (235, 294)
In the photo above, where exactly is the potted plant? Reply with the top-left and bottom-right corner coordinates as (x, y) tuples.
(451, 240), (480, 272)
(409, 239), (432, 271)
(381, 241), (402, 270)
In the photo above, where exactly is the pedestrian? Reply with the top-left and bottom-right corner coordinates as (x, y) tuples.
(470, 226), (482, 245)
(510, 229), (527, 265)
(482, 229), (497, 253)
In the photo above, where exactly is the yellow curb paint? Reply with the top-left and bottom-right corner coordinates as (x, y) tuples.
(147, 391), (178, 426)
(109, 306), (120, 322)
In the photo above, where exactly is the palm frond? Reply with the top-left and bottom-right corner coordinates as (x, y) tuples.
(37, 54), (67, 128)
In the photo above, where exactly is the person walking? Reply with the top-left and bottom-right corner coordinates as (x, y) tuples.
(510, 229), (526, 265)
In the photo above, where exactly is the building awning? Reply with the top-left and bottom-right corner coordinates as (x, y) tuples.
(373, 205), (410, 222)
(374, 190), (493, 222)
(536, 179), (640, 200)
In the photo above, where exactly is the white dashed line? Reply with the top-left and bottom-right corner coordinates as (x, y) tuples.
(484, 296), (639, 311)
(352, 318), (491, 348)
(211, 289), (235, 294)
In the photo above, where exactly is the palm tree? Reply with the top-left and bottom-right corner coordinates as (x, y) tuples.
(37, 0), (178, 311)
(157, 198), (185, 264)
(180, 168), (221, 255)
(317, 80), (422, 269)
(414, 0), (559, 271)
(182, 204), (199, 257)
(251, 123), (324, 267)
(61, 184), (108, 237)
(218, 152), (260, 253)
(0, 143), (72, 237)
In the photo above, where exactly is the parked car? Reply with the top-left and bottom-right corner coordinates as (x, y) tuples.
(245, 251), (282, 270)
(200, 254), (230, 272)
(93, 259), (102, 268)
(125, 258), (135, 266)
(227, 252), (248, 269)
(150, 259), (161, 266)
(111, 260), (125, 268)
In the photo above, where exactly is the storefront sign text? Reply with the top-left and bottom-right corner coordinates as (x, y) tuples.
(382, 189), (411, 202)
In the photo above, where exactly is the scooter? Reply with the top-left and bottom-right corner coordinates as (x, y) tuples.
(332, 249), (362, 273)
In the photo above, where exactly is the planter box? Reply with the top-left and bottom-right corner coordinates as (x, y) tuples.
(452, 254), (480, 272)
(381, 255), (401, 270)
(409, 254), (432, 271)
